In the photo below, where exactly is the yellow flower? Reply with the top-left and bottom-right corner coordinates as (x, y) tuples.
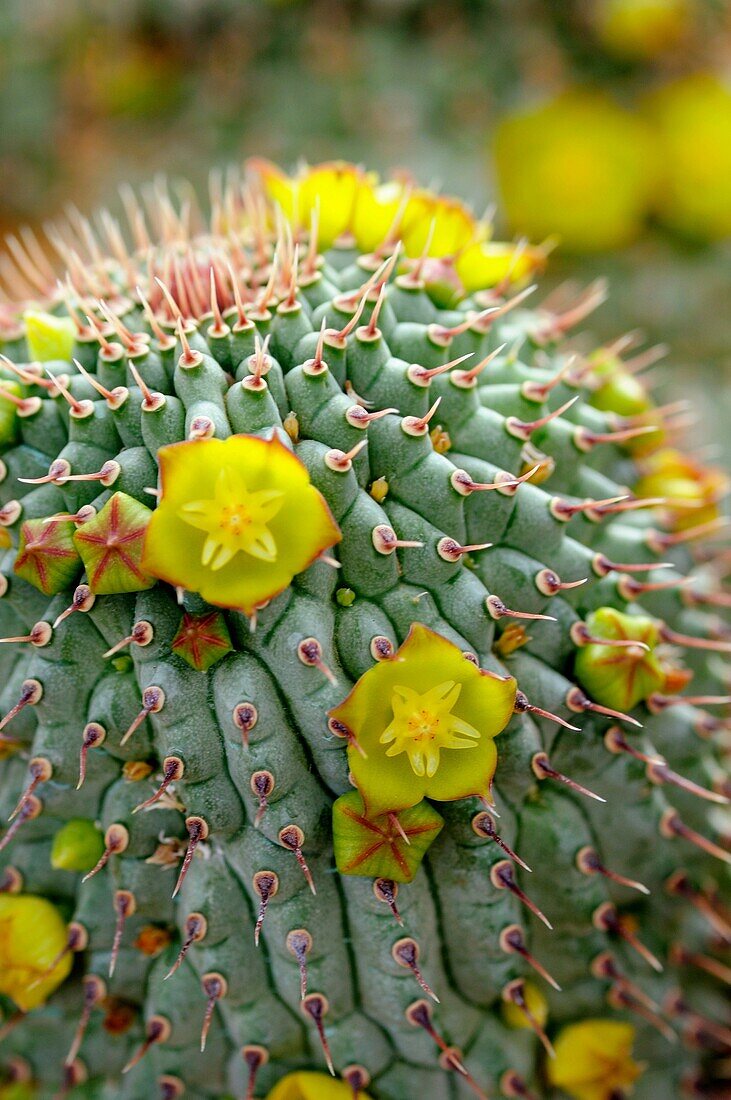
(548, 1019), (643, 1100)
(455, 240), (546, 295)
(142, 434), (341, 613)
(494, 90), (658, 252)
(0, 894), (72, 1011)
(329, 624), (516, 815)
(267, 1073), (370, 1100)
(643, 73), (731, 241)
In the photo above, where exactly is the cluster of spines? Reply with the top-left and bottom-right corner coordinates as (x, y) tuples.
(0, 171), (728, 1099)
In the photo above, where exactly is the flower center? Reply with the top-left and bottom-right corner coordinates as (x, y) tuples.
(380, 680), (480, 778)
(178, 467), (284, 572)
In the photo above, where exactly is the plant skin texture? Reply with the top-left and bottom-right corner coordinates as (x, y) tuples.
(0, 159), (728, 1099)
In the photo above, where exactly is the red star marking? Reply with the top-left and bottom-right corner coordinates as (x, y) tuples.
(171, 612), (231, 670)
(340, 805), (441, 878)
(75, 495), (149, 589)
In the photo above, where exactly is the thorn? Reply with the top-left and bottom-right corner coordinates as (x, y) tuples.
(500, 1069), (538, 1099)
(373, 878), (403, 925)
(372, 524), (424, 555)
(451, 463), (541, 496)
(28, 922), (88, 990)
(591, 951), (662, 1012)
(164, 912), (208, 980)
(618, 574), (689, 600)
(250, 770), (274, 827)
(301, 993), (335, 1075)
(82, 824), (129, 883)
(471, 812), (531, 871)
(360, 281), (387, 338)
(122, 1016), (171, 1074)
(0, 679), (42, 733)
(438, 1047), (489, 1099)
(593, 902), (663, 971)
(550, 493), (630, 521)
(499, 924), (561, 990)
(574, 424), (656, 451)
(324, 438), (369, 473)
(648, 761), (730, 805)
(44, 368), (89, 416)
(252, 871), (278, 945)
(279, 825), (316, 894)
(431, 306), (500, 342)
(120, 685), (165, 746)
(659, 624), (731, 654)
(53, 462), (119, 488)
(577, 846), (649, 895)
(670, 943), (731, 986)
(0, 382), (41, 417)
(71, 358), (118, 403)
(608, 984), (677, 1043)
(566, 686), (642, 727)
(665, 872), (731, 943)
(648, 516), (730, 551)
(570, 622), (650, 653)
(77, 723), (106, 789)
(133, 757), (184, 813)
(158, 1075), (185, 1100)
(0, 795), (42, 853)
(65, 975), (106, 1065)
(52, 584), (96, 629)
(199, 972), (227, 1052)
(513, 690), (581, 732)
(486, 595), (556, 622)
(405, 999), (463, 1064)
(532, 751), (606, 803)
(593, 554), (675, 577)
(172, 817), (209, 897)
(17, 458), (71, 486)
(109, 890), (136, 978)
(407, 352), (473, 386)
(8, 758), (52, 820)
(521, 357), (575, 402)
(503, 978), (555, 1057)
(286, 928), (313, 1001)
(342, 1065), (371, 1100)
(491, 860), (553, 929)
(506, 395), (580, 441)
(401, 397), (442, 437)
(297, 637), (337, 685)
(103, 620), (154, 659)
(660, 808), (731, 864)
(392, 937), (440, 1002)
(242, 1046), (269, 1100)
(604, 726), (664, 766)
(535, 568), (587, 596)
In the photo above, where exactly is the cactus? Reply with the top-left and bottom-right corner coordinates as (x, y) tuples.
(0, 160), (728, 1100)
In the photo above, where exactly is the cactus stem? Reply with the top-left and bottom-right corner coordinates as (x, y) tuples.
(82, 823), (129, 882)
(199, 972), (227, 1052)
(134, 757), (185, 813)
(471, 812), (531, 871)
(65, 975), (106, 1066)
(565, 686), (642, 727)
(648, 761), (730, 805)
(506, 394), (579, 441)
(241, 1046), (269, 1100)
(164, 912), (207, 980)
(532, 752), (606, 803)
(252, 871), (279, 945)
(173, 816), (209, 897)
(109, 890), (136, 978)
(8, 757), (52, 820)
(576, 846), (649, 895)
(286, 928), (313, 1000)
(513, 690), (581, 732)
(122, 1015), (171, 1074)
(502, 979), (555, 1057)
(121, 685), (165, 746)
(608, 984), (677, 1043)
(671, 944), (731, 986)
(593, 903), (663, 972)
(373, 878), (403, 925)
(499, 925), (560, 990)
(490, 860), (552, 930)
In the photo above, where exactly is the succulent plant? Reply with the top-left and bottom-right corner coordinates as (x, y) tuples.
(0, 160), (728, 1100)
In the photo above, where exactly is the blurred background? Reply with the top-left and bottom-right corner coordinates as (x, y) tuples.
(1, 0), (729, 451)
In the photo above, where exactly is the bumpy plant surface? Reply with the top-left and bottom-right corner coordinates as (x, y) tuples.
(0, 161), (728, 1100)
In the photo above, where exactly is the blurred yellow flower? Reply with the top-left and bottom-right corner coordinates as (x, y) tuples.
(267, 1072), (370, 1100)
(494, 90), (658, 252)
(595, 0), (693, 60)
(0, 894), (72, 1012)
(643, 73), (731, 241)
(548, 1019), (642, 1100)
